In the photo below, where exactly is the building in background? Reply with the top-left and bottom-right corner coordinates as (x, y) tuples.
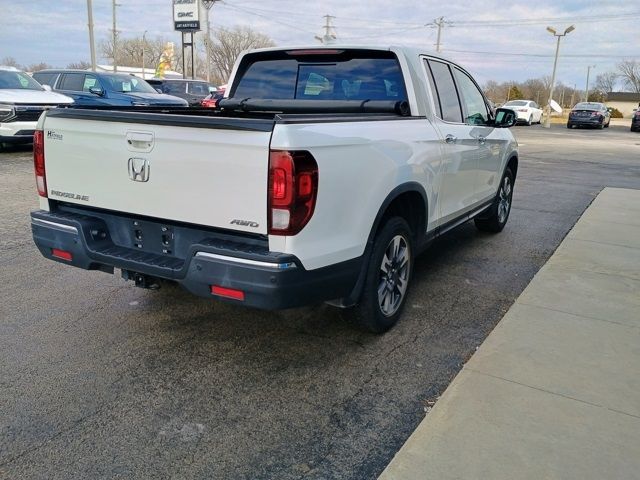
(606, 92), (640, 118)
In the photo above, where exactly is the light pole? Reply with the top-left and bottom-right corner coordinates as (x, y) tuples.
(543, 25), (575, 129)
(201, 1), (219, 83)
(584, 65), (596, 102)
(141, 30), (148, 79)
(86, 0), (97, 71)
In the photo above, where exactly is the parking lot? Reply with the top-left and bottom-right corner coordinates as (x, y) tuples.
(1, 123), (639, 479)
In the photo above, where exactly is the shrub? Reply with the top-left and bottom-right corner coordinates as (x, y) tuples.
(608, 107), (623, 118)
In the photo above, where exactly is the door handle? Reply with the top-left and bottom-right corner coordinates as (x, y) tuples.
(478, 135), (486, 145)
(126, 131), (154, 152)
(445, 134), (457, 144)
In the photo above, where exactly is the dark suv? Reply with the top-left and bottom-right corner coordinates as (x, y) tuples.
(32, 70), (188, 107)
(146, 79), (215, 106)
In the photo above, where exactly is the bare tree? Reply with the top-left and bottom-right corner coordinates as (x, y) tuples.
(26, 62), (52, 72)
(100, 35), (171, 71)
(593, 72), (617, 97)
(520, 78), (547, 103)
(482, 80), (501, 102)
(617, 60), (640, 93)
(206, 26), (275, 84)
(2, 57), (22, 69)
(67, 61), (92, 70)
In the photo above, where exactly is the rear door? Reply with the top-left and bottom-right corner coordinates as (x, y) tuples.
(43, 111), (272, 234)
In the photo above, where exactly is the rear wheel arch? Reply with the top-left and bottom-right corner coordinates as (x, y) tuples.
(368, 183), (428, 246)
(339, 183), (428, 307)
(506, 154), (518, 181)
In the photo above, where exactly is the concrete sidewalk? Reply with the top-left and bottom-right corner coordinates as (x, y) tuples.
(380, 188), (640, 480)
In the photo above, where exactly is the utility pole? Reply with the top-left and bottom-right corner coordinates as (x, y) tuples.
(543, 25), (575, 129)
(112, 0), (120, 72)
(584, 65), (596, 102)
(433, 17), (445, 53)
(201, 0), (219, 83)
(315, 14), (337, 44)
(141, 30), (147, 78)
(570, 84), (576, 109)
(86, 0), (97, 71)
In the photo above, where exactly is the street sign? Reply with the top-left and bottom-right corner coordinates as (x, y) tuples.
(173, 0), (200, 31)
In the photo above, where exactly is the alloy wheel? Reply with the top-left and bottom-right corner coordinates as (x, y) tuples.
(497, 176), (512, 224)
(378, 235), (410, 317)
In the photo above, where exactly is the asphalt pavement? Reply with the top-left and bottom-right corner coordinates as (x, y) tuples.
(1, 123), (640, 479)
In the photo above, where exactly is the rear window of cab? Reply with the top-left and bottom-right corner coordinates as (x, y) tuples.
(231, 50), (407, 102)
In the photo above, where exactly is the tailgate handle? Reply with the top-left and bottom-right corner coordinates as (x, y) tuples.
(126, 131), (154, 151)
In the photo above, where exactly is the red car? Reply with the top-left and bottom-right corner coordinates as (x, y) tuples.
(201, 86), (226, 108)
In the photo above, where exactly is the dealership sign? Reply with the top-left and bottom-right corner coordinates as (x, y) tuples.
(173, 0), (200, 31)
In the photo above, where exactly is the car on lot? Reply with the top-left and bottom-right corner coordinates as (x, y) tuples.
(631, 108), (640, 132)
(567, 102), (611, 129)
(146, 79), (215, 106)
(32, 70), (188, 107)
(0, 66), (73, 146)
(30, 45), (518, 333)
(502, 100), (543, 125)
(200, 90), (225, 108)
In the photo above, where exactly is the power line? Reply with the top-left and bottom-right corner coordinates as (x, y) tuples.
(453, 12), (640, 26)
(444, 48), (636, 59)
(220, 3), (317, 35)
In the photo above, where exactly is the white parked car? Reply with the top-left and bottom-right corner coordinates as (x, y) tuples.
(503, 100), (543, 125)
(0, 66), (73, 146)
(30, 46), (518, 332)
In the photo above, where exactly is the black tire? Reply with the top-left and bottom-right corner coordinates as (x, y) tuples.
(351, 217), (413, 333)
(526, 115), (533, 126)
(567, 123), (572, 129)
(598, 122), (605, 130)
(605, 119), (610, 128)
(474, 167), (514, 233)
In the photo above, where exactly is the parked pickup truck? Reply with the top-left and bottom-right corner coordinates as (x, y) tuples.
(31, 46), (518, 332)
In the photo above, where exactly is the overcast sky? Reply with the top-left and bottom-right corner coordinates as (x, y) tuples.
(1, 0), (638, 90)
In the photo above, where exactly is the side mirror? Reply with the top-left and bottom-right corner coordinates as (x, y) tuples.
(155, 88), (163, 94)
(89, 86), (104, 96)
(493, 108), (517, 128)
(42, 84), (52, 92)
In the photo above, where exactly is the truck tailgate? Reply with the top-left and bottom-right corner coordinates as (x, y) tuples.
(42, 110), (272, 235)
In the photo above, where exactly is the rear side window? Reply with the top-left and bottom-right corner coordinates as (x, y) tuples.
(426, 60), (463, 123)
(33, 72), (58, 88)
(187, 82), (210, 95)
(232, 51), (407, 102)
(164, 82), (186, 94)
(59, 73), (85, 91)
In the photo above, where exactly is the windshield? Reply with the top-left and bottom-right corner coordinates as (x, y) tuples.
(504, 100), (527, 106)
(101, 74), (157, 94)
(574, 102), (602, 110)
(0, 70), (43, 90)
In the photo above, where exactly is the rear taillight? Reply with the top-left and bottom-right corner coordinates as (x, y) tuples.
(268, 150), (318, 236)
(591, 111), (600, 117)
(517, 108), (528, 112)
(33, 130), (47, 197)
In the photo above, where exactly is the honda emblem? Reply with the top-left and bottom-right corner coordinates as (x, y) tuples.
(128, 158), (150, 182)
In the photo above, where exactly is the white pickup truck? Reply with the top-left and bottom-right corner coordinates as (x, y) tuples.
(31, 46), (518, 332)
